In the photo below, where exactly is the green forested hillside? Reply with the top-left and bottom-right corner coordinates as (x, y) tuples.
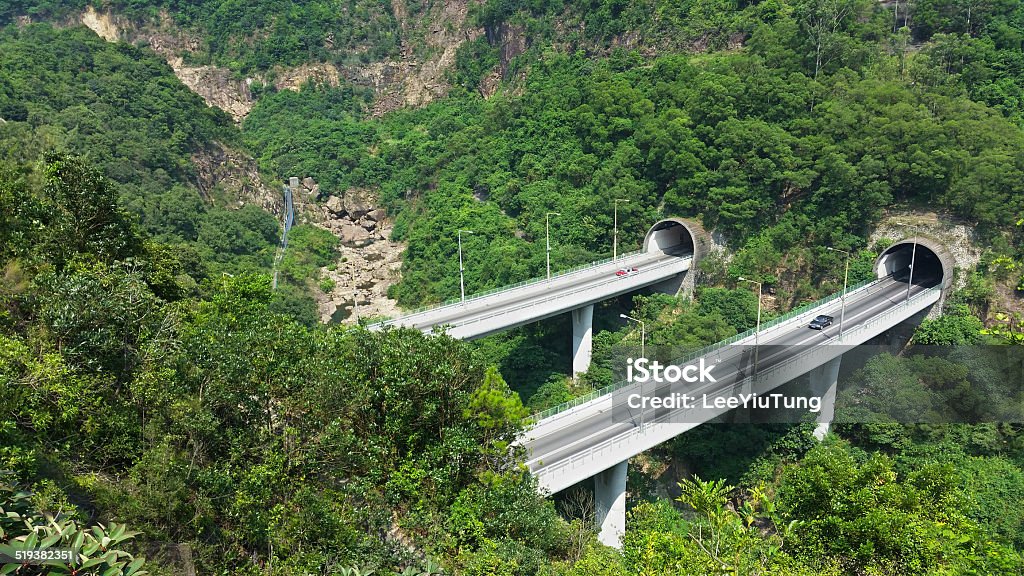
(0, 0), (399, 72)
(0, 24), (233, 197)
(4, 152), (1024, 575)
(2, 0), (1024, 574)
(247, 38), (1024, 309)
(0, 24), (337, 323)
(1, 155), (553, 573)
(0, 24), (249, 246)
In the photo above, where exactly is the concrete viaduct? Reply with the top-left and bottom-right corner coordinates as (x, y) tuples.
(373, 220), (955, 547)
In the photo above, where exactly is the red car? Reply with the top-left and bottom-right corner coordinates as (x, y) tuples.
(615, 267), (639, 277)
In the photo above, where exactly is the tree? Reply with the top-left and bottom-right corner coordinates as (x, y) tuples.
(465, 366), (529, 454)
(912, 305), (984, 345)
(38, 152), (140, 269)
(795, 0), (872, 78)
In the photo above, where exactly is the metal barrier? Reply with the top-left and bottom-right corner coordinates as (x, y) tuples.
(533, 286), (942, 484)
(370, 249), (646, 325)
(448, 257), (692, 329)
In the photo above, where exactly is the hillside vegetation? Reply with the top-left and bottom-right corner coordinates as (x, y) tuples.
(240, 0), (1024, 311)
(3, 151), (1024, 575)
(1, 0), (1024, 573)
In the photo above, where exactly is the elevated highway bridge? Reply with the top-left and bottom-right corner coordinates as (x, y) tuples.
(373, 219), (955, 547)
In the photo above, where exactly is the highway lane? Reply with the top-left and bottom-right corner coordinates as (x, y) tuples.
(523, 275), (938, 472)
(381, 248), (692, 336)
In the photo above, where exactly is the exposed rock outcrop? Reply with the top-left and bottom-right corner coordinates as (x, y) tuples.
(169, 58), (256, 122)
(71, 1), (478, 121)
(80, 6), (121, 42)
(73, 8), (347, 122)
(360, 0), (482, 116)
(191, 143), (280, 214)
(319, 228), (404, 323)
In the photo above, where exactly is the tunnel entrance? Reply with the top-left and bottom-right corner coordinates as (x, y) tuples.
(874, 239), (952, 290)
(643, 218), (707, 259)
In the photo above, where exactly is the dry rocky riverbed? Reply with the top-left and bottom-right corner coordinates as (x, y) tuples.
(287, 178), (404, 324)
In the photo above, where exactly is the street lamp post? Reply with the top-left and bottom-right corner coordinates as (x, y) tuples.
(907, 231), (918, 302)
(546, 212), (560, 280)
(621, 313), (646, 429)
(620, 313), (645, 358)
(613, 199), (629, 260)
(895, 221), (919, 302)
(738, 277), (762, 374)
(458, 229), (473, 302)
(826, 247), (850, 341)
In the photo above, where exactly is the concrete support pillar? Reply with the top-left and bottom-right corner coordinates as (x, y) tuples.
(594, 460), (627, 548)
(809, 355), (841, 440)
(572, 304), (594, 376)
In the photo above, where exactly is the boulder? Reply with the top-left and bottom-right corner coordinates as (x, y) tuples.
(367, 208), (386, 222)
(339, 223), (373, 247)
(343, 188), (376, 219)
(303, 176), (316, 190)
(326, 195), (344, 214)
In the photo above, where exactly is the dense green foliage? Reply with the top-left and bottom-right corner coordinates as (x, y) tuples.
(244, 0), (1024, 311)
(1, 476), (150, 576)
(10, 149), (1020, 574)
(0, 25), (273, 274)
(0, 0), (399, 73)
(3, 0), (1024, 571)
(0, 154), (568, 574)
(0, 24), (340, 325)
(0, 24), (234, 200)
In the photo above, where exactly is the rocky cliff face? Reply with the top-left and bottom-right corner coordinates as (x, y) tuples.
(191, 143), (281, 213)
(75, 7), (347, 122)
(359, 0), (482, 116)
(73, 1), (480, 122)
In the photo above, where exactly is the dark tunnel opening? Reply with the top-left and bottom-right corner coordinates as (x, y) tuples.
(875, 242), (946, 290)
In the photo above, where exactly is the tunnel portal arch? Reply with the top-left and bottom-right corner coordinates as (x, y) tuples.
(643, 218), (710, 263)
(874, 237), (954, 290)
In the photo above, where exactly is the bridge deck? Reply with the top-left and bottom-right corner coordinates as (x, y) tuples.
(375, 249), (693, 339)
(524, 275), (942, 493)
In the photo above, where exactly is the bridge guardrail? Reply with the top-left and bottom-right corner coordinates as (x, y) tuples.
(449, 256), (692, 329)
(371, 250), (645, 326)
(533, 286), (942, 483)
(530, 276), (884, 422)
